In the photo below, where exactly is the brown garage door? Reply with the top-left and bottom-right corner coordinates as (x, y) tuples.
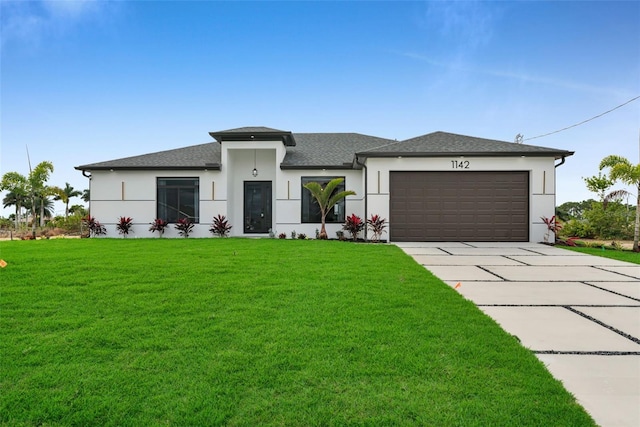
(389, 171), (529, 242)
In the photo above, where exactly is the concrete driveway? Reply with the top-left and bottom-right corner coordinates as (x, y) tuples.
(396, 242), (640, 427)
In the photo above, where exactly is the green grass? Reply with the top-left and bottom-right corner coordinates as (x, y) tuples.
(1, 239), (594, 426)
(562, 245), (640, 264)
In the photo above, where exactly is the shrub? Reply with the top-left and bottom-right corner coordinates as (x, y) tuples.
(175, 218), (194, 238)
(210, 214), (232, 237)
(290, 230), (297, 240)
(83, 216), (106, 237)
(343, 214), (364, 241)
(278, 233), (287, 239)
(149, 218), (169, 237)
(116, 216), (134, 238)
(367, 214), (387, 242)
(297, 233), (307, 240)
(560, 219), (595, 239)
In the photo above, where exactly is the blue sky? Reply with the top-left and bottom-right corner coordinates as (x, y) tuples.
(2, 0), (639, 217)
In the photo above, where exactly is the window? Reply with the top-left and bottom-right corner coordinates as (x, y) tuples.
(157, 178), (199, 223)
(301, 177), (346, 223)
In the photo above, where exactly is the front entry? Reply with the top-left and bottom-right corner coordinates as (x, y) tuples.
(244, 181), (272, 233)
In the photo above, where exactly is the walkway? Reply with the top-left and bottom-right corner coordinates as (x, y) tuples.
(396, 242), (640, 427)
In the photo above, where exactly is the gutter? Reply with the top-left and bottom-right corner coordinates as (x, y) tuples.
(554, 156), (566, 168)
(355, 155), (368, 241)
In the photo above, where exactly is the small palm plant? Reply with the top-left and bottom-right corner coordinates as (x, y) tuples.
(175, 218), (194, 238)
(303, 178), (355, 239)
(210, 214), (232, 237)
(367, 214), (387, 242)
(343, 214), (364, 241)
(149, 218), (169, 237)
(116, 216), (134, 237)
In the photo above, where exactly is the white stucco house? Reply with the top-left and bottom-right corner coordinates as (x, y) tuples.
(75, 126), (573, 241)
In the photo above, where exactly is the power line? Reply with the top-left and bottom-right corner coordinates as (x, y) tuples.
(522, 95), (640, 142)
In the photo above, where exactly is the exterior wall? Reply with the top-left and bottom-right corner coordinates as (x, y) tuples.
(274, 169), (364, 239)
(88, 169), (225, 238)
(86, 151), (558, 242)
(364, 156), (558, 243)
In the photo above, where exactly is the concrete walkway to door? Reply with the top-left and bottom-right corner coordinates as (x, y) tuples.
(395, 242), (640, 427)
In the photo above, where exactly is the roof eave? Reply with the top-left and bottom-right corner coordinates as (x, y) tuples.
(280, 164), (356, 170)
(75, 165), (222, 171)
(357, 151), (575, 160)
(209, 131), (296, 146)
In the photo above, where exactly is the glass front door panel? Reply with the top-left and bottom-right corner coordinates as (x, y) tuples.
(244, 181), (272, 233)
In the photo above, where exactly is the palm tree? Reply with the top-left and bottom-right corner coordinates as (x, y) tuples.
(3, 190), (26, 229)
(27, 161), (54, 238)
(302, 177), (355, 239)
(54, 182), (82, 219)
(600, 155), (640, 252)
(0, 172), (28, 230)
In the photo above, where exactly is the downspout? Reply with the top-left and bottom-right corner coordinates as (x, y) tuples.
(355, 155), (368, 241)
(82, 170), (91, 178)
(552, 156), (566, 240)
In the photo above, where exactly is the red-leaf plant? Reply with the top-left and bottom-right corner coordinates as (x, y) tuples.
(209, 214), (232, 237)
(149, 218), (169, 237)
(175, 218), (194, 238)
(343, 214), (364, 241)
(367, 214), (387, 242)
(82, 215), (107, 237)
(541, 215), (563, 243)
(116, 216), (134, 238)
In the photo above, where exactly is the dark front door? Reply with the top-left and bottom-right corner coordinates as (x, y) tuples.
(244, 181), (272, 233)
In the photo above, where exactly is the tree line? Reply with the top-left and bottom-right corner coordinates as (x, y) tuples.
(557, 154), (639, 252)
(0, 161), (88, 237)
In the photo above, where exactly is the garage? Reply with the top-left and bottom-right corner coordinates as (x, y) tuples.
(389, 171), (529, 242)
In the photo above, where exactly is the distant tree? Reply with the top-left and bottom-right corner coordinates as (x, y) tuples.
(0, 172), (28, 230)
(27, 161), (55, 238)
(81, 189), (90, 203)
(599, 155), (640, 252)
(556, 200), (595, 221)
(583, 173), (614, 201)
(54, 182), (82, 219)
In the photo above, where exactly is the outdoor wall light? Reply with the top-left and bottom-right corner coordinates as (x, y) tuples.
(252, 150), (258, 177)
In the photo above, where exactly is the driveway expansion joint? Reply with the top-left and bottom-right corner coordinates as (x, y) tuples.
(592, 265), (640, 280)
(580, 281), (640, 303)
(564, 306), (640, 345)
(476, 265), (508, 280)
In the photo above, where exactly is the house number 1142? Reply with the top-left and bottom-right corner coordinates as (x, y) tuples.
(451, 160), (470, 169)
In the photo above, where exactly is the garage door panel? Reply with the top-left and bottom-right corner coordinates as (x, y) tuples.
(390, 171), (529, 242)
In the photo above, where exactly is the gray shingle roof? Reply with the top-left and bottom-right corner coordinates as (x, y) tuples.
(75, 129), (573, 171)
(359, 131), (574, 159)
(75, 142), (221, 170)
(281, 133), (395, 169)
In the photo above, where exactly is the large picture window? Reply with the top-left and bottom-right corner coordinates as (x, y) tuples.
(301, 177), (346, 223)
(157, 178), (199, 223)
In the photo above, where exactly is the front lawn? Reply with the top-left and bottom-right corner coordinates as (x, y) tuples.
(0, 239), (594, 426)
